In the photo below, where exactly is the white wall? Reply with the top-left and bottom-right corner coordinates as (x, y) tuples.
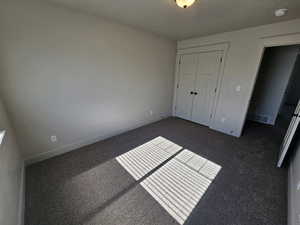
(0, 0), (176, 162)
(0, 99), (23, 225)
(248, 46), (298, 125)
(178, 19), (300, 137)
(286, 55), (300, 106)
(288, 133), (300, 225)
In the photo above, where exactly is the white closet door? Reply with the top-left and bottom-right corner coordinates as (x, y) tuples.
(277, 100), (300, 167)
(191, 51), (222, 126)
(175, 54), (197, 120)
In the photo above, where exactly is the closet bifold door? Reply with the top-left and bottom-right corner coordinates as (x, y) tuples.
(191, 51), (223, 126)
(175, 54), (197, 121)
(277, 99), (300, 167)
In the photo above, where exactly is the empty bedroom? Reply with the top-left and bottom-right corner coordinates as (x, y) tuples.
(1, 0), (300, 225)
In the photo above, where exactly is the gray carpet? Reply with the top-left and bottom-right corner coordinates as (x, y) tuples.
(25, 117), (287, 225)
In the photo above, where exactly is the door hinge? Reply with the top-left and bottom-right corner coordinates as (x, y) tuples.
(179, 58), (181, 64)
(293, 113), (300, 118)
(177, 83), (179, 88)
(214, 88), (217, 93)
(220, 57), (223, 63)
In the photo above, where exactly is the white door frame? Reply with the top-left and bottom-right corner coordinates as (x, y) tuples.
(241, 32), (300, 134)
(172, 42), (229, 128)
(277, 100), (300, 167)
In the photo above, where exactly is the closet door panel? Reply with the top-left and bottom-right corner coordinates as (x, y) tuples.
(175, 54), (197, 120)
(191, 51), (222, 126)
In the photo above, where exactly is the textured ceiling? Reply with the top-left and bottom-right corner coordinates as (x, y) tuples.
(46, 0), (300, 40)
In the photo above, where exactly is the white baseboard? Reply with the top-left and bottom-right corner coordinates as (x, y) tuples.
(18, 161), (25, 225)
(24, 117), (166, 165)
(25, 134), (107, 165)
(247, 113), (274, 125)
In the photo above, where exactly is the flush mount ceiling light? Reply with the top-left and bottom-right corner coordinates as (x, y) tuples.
(175, 0), (196, 9)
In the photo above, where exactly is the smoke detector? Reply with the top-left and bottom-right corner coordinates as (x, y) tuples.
(275, 8), (288, 17)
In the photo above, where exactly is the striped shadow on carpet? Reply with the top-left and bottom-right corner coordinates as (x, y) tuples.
(116, 136), (182, 180)
(116, 137), (221, 225)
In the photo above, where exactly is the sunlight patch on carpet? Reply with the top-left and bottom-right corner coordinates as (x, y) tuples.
(117, 137), (221, 225)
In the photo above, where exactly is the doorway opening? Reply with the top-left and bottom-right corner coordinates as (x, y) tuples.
(244, 45), (300, 166)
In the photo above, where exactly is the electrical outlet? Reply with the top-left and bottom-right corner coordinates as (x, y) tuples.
(235, 85), (241, 92)
(50, 135), (57, 143)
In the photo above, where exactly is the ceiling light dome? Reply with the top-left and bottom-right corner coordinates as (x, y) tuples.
(175, 0), (196, 8)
